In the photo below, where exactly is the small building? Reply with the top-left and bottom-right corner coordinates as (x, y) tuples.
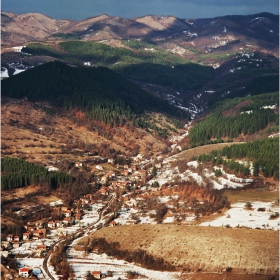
(55, 220), (61, 227)
(91, 271), (101, 279)
(75, 162), (83, 168)
(75, 214), (82, 220)
(19, 267), (31, 278)
(12, 241), (21, 248)
(14, 236), (20, 241)
(64, 209), (72, 217)
(0, 251), (9, 258)
(33, 229), (46, 239)
(48, 221), (55, 228)
(36, 244), (47, 251)
(110, 220), (117, 227)
(63, 217), (72, 226)
(23, 232), (31, 241)
(7, 234), (13, 242)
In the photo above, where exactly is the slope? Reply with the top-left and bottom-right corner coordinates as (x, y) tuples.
(1, 61), (188, 124)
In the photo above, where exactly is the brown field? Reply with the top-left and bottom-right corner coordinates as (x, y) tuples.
(80, 224), (279, 278)
(225, 190), (279, 204)
(169, 142), (245, 162)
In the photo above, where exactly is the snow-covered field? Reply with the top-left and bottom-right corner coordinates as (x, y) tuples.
(16, 258), (45, 280)
(68, 248), (180, 280)
(200, 201), (279, 230)
(150, 160), (255, 190)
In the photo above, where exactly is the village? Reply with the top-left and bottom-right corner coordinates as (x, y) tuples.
(1, 153), (164, 279)
(1, 152), (279, 279)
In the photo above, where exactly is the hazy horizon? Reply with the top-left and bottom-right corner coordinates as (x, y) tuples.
(1, 0), (279, 20)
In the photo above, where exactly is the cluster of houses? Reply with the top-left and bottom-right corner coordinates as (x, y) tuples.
(1, 158), (152, 278)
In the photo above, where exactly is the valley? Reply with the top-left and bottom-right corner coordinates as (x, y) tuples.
(1, 10), (279, 280)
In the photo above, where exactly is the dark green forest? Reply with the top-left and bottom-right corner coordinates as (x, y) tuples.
(1, 61), (188, 129)
(1, 157), (73, 190)
(1, 157), (96, 200)
(22, 41), (214, 91)
(195, 138), (279, 180)
(189, 92), (279, 146)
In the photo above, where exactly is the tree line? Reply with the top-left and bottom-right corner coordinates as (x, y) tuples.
(194, 138), (279, 180)
(1, 157), (73, 190)
(85, 237), (176, 271)
(189, 92), (279, 146)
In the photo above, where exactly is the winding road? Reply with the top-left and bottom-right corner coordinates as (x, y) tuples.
(42, 195), (115, 279)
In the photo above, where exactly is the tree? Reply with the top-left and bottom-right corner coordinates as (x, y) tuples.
(245, 201), (252, 209)
(152, 166), (157, 178)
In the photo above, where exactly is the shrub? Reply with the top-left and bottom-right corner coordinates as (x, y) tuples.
(245, 202), (252, 209)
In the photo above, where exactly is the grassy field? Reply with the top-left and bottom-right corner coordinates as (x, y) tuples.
(78, 224), (279, 277)
(225, 190), (279, 204)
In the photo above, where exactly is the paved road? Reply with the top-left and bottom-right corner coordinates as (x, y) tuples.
(42, 195), (115, 279)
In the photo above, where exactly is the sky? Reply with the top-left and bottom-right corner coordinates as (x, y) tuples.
(1, 0), (279, 20)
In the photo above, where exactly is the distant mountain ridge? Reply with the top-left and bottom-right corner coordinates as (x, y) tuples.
(1, 12), (278, 57)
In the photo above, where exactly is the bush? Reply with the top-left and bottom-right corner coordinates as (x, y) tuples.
(245, 202), (252, 209)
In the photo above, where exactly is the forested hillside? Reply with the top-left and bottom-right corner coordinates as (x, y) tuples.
(1, 157), (73, 190)
(22, 40), (214, 91)
(194, 138), (279, 180)
(1, 61), (188, 129)
(189, 92), (279, 146)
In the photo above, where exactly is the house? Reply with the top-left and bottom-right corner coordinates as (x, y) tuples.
(7, 234), (13, 242)
(63, 217), (72, 226)
(75, 162), (83, 168)
(64, 209), (72, 217)
(12, 241), (20, 248)
(1, 241), (10, 249)
(132, 170), (147, 183)
(55, 220), (61, 227)
(110, 220), (117, 227)
(23, 232), (31, 241)
(12, 46), (26, 52)
(0, 251), (9, 258)
(91, 271), (101, 279)
(19, 267), (31, 278)
(48, 221), (55, 228)
(33, 229), (46, 238)
(36, 244), (47, 251)
(14, 236), (20, 241)
(74, 214), (82, 220)
(100, 176), (108, 184)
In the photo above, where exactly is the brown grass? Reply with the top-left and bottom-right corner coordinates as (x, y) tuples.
(1, 98), (171, 164)
(80, 224), (279, 277)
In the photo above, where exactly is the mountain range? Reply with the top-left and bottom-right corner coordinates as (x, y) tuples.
(1, 11), (279, 280)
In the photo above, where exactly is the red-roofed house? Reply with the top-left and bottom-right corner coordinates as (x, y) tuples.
(23, 232), (31, 241)
(19, 267), (31, 278)
(91, 271), (101, 279)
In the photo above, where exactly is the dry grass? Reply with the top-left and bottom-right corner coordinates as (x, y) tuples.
(225, 190), (279, 204)
(81, 224), (279, 277)
(1, 98), (171, 164)
(170, 142), (244, 162)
